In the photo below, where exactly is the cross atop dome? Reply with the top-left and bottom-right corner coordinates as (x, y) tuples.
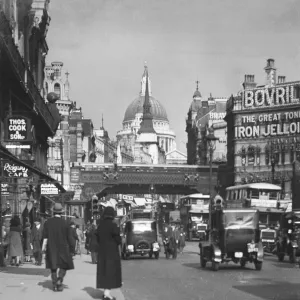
(141, 62), (152, 96)
(193, 79), (201, 98)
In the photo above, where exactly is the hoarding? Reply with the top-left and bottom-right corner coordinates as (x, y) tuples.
(41, 183), (59, 195)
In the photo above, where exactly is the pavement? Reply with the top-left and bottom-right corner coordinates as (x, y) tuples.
(0, 242), (300, 300)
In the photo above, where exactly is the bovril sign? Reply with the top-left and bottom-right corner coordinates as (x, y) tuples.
(4, 116), (31, 142)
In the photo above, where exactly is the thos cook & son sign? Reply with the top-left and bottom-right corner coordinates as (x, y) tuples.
(4, 116), (32, 142)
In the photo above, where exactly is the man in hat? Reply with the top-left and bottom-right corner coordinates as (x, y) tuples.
(69, 221), (78, 256)
(31, 218), (43, 265)
(42, 203), (74, 292)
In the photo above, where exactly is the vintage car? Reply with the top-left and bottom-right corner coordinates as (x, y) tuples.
(196, 223), (207, 241)
(276, 211), (300, 263)
(121, 219), (160, 259)
(199, 208), (264, 271)
(260, 227), (277, 253)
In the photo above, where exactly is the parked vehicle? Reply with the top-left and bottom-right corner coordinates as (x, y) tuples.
(121, 219), (160, 259)
(276, 211), (300, 263)
(199, 208), (264, 271)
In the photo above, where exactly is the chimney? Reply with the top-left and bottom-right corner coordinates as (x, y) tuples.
(278, 76), (286, 84)
(242, 74), (256, 90)
(264, 58), (276, 86)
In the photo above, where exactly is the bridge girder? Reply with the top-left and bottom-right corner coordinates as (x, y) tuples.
(79, 164), (218, 199)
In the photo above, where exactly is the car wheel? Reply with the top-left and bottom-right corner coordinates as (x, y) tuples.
(254, 261), (262, 271)
(200, 251), (206, 268)
(240, 259), (246, 268)
(278, 253), (284, 262)
(289, 248), (296, 263)
(212, 261), (219, 271)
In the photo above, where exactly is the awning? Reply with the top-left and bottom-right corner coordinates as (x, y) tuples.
(134, 198), (146, 206)
(0, 144), (65, 192)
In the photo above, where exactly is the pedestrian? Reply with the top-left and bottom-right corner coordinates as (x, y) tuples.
(88, 224), (98, 264)
(23, 221), (33, 262)
(85, 221), (92, 254)
(96, 206), (122, 300)
(31, 218), (43, 266)
(42, 203), (75, 292)
(76, 225), (83, 255)
(69, 221), (78, 256)
(178, 225), (186, 254)
(7, 215), (23, 266)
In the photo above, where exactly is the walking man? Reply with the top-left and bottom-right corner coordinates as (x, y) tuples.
(42, 203), (74, 292)
(31, 218), (43, 265)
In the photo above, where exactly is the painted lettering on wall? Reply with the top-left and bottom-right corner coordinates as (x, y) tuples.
(243, 85), (299, 109)
(235, 110), (300, 139)
(209, 112), (226, 120)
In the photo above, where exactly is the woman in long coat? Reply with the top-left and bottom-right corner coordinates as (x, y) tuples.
(7, 216), (23, 266)
(96, 206), (122, 300)
(178, 226), (186, 254)
(23, 222), (32, 262)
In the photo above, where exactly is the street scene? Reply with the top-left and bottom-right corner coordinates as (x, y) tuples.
(1, 0), (300, 300)
(1, 243), (300, 300)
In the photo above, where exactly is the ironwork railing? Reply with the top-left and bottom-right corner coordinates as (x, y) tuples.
(0, 10), (59, 134)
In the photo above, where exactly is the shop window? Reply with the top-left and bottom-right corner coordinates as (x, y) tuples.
(248, 146), (255, 165)
(290, 144), (295, 163)
(241, 146), (246, 166)
(265, 145), (270, 165)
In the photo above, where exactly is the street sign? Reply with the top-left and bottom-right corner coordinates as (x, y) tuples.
(41, 183), (59, 195)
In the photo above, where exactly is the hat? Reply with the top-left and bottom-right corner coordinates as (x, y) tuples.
(70, 221), (75, 226)
(52, 203), (64, 214)
(25, 222), (31, 228)
(103, 206), (115, 219)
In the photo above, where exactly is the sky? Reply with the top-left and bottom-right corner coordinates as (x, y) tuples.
(46, 0), (300, 153)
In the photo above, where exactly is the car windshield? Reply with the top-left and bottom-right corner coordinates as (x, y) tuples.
(223, 211), (258, 229)
(132, 222), (152, 232)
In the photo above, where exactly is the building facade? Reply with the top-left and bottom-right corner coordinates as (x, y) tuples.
(223, 58), (300, 199)
(186, 82), (227, 165)
(0, 1), (62, 222)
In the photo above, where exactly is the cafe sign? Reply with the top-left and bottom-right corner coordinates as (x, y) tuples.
(1, 183), (10, 196)
(4, 116), (32, 142)
(3, 162), (30, 177)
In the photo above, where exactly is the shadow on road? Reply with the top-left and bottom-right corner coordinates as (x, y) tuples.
(82, 287), (104, 299)
(271, 262), (300, 269)
(182, 262), (257, 272)
(37, 280), (69, 291)
(234, 280), (300, 300)
(0, 266), (50, 277)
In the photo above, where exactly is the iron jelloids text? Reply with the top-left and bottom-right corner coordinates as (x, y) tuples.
(235, 111), (300, 138)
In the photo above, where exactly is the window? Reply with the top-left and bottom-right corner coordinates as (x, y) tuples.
(54, 83), (61, 99)
(248, 146), (255, 165)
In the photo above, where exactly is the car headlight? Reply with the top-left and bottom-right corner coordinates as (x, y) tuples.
(127, 245), (134, 250)
(288, 229), (292, 234)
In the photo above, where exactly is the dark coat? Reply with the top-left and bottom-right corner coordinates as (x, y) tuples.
(42, 216), (74, 270)
(70, 227), (78, 254)
(96, 216), (122, 289)
(23, 227), (33, 256)
(31, 225), (43, 253)
(88, 228), (98, 252)
(7, 226), (23, 257)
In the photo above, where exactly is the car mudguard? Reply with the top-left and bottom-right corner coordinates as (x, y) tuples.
(212, 244), (222, 262)
(256, 241), (264, 261)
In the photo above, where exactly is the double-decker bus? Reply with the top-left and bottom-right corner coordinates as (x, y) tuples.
(179, 194), (210, 241)
(225, 183), (287, 227)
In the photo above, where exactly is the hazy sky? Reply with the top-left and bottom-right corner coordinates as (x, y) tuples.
(46, 0), (300, 153)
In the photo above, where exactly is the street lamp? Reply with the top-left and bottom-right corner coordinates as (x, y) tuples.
(206, 127), (219, 243)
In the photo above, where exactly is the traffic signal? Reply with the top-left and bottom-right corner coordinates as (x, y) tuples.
(287, 218), (294, 234)
(92, 195), (98, 214)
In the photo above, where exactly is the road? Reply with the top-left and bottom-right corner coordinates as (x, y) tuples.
(0, 242), (299, 300)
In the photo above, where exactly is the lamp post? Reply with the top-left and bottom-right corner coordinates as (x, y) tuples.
(206, 127), (219, 243)
(270, 143), (279, 184)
